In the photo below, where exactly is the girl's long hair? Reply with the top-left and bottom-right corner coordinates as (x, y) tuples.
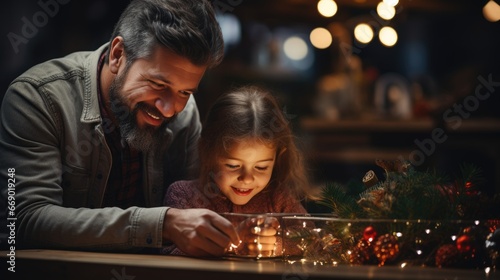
(198, 86), (316, 202)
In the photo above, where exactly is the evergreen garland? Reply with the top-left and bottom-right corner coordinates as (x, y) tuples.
(285, 160), (499, 267)
(317, 160), (500, 220)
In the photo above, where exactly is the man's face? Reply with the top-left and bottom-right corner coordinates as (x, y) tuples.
(108, 45), (207, 152)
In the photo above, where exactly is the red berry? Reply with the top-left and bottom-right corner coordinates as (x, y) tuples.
(456, 234), (473, 253)
(363, 226), (377, 242)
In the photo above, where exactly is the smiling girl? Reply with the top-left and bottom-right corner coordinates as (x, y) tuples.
(164, 85), (316, 212)
(161, 86), (317, 255)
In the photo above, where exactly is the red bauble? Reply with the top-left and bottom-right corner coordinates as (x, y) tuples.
(349, 239), (373, 265)
(373, 234), (399, 266)
(456, 234), (473, 253)
(435, 244), (461, 268)
(363, 226), (377, 242)
(464, 181), (478, 196)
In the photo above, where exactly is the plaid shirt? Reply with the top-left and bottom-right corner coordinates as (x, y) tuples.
(97, 53), (145, 208)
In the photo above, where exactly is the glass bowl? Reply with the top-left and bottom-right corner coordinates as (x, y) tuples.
(219, 212), (310, 259)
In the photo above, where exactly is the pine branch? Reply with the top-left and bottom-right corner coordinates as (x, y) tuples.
(317, 161), (496, 220)
(318, 182), (363, 218)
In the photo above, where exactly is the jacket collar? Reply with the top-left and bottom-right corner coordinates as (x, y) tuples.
(81, 43), (109, 123)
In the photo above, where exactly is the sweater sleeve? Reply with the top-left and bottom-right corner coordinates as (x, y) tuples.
(164, 181), (193, 208)
(163, 180), (212, 209)
(161, 180), (213, 256)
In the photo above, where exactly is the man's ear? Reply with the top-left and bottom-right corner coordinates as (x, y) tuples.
(108, 36), (125, 74)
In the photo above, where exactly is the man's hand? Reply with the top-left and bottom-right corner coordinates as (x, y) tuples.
(163, 208), (239, 257)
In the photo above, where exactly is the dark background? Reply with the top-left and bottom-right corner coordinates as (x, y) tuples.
(1, 0), (500, 194)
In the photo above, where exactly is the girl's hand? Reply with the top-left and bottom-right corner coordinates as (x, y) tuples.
(231, 216), (281, 257)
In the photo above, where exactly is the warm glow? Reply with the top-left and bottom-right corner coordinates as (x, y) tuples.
(317, 0), (338, 18)
(379, 26), (398, 47)
(354, 23), (374, 44)
(377, 1), (396, 20)
(383, 0), (399, 7)
(284, 36), (309, 60)
(483, 0), (500, 22)
(310, 27), (332, 49)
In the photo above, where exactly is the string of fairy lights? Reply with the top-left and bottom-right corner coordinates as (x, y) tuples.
(309, 0), (500, 51)
(218, 1), (500, 69)
(311, 0), (400, 49)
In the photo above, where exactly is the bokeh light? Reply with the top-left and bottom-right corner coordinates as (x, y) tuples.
(377, 1), (396, 20)
(283, 36), (309, 60)
(354, 23), (374, 44)
(383, 0), (399, 7)
(317, 0), (338, 18)
(483, 0), (500, 22)
(379, 26), (398, 47)
(310, 27), (333, 49)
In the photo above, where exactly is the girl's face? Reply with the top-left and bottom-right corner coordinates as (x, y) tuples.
(213, 139), (276, 205)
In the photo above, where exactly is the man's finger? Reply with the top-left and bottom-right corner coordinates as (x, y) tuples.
(209, 213), (240, 246)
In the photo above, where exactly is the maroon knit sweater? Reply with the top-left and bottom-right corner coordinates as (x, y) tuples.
(164, 180), (306, 213)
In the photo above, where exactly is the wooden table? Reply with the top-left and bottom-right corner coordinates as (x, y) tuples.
(1, 249), (497, 280)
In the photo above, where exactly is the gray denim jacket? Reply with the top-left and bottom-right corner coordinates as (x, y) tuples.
(0, 44), (201, 250)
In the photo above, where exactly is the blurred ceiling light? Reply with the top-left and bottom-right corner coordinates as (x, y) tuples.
(354, 23), (374, 44)
(379, 26), (398, 47)
(310, 27), (333, 49)
(383, 0), (399, 7)
(483, 0), (500, 22)
(377, 1), (396, 20)
(317, 0), (338, 18)
(216, 13), (241, 47)
(283, 36), (309, 60)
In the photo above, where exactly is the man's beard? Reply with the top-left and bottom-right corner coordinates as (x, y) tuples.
(107, 70), (175, 153)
